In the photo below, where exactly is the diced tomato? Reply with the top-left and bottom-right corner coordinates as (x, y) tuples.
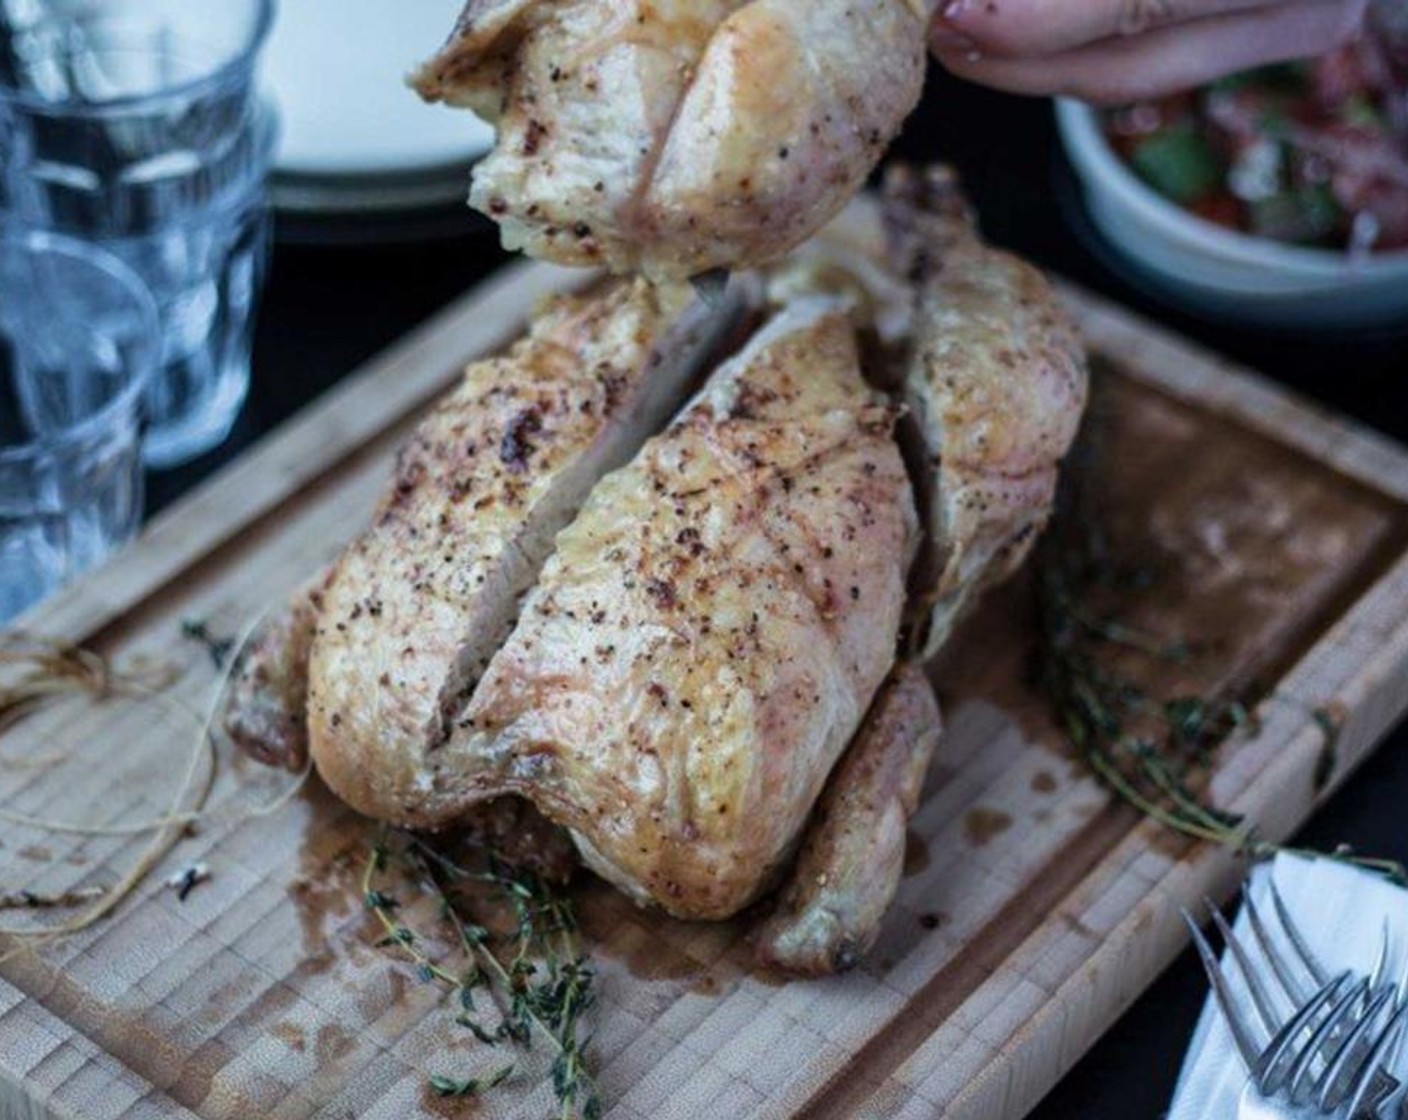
(1313, 46), (1375, 108)
(1189, 192), (1244, 230)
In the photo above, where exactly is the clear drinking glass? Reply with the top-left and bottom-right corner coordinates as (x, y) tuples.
(1, 229), (158, 623)
(0, 0), (276, 468)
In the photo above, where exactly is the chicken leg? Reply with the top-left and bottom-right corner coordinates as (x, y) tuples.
(222, 569), (328, 772)
(755, 662), (940, 975)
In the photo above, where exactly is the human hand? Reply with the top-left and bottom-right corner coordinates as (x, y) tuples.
(929, 0), (1369, 102)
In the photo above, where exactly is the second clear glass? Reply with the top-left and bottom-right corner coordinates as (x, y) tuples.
(0, 0), (276, 468)
(1, 229), (159, 623)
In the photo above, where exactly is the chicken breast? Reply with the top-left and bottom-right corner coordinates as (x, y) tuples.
(411, 0), (929, 279)
(307, 279), (738, 824)
(413, 299), (918, 919)
(886, 166), (1089, 658)
(755, 662), (940, 975)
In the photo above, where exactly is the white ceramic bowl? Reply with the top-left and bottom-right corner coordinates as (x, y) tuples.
(1056, 98), (1408, 331)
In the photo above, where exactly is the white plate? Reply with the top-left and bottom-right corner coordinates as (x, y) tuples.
(261, 0), (493, 212)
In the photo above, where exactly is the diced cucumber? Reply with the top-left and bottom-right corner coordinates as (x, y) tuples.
(1248, 185), (1342, 244)
(1340, 96), (1385, 129)
(1130, 126), (1222, 205)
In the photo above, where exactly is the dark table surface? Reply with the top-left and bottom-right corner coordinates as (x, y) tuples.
(148, 68), (1408, 1120)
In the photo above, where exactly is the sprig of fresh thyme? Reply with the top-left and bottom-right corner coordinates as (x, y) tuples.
(179, 618), (236, 669)
(362, 827), (601, 1120)
(1037, 547), (1257, 849)
(1036, 403), (1406, 885)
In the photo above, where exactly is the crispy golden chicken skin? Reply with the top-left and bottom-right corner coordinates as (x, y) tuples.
(411, 0), (929, 279)
(307, 279), (737, 825)
(220, 585), (579, 877)
(437, 300), (918, 919)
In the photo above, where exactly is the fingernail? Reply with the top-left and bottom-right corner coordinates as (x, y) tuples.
(941, 0), (971, 19)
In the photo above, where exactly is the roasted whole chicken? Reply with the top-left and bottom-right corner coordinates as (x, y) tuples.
(222, 167), (1088, 975)
(411, 0), (935, 279)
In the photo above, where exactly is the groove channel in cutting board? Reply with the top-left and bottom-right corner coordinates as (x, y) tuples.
(4, 259), (1408, 1120)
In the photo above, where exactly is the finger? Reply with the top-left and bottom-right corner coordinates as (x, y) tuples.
(931, 0), (1283, 58)
(932, 0), (1367, 102)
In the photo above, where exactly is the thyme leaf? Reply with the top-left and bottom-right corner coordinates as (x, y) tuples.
(428, 1065), (513, 1098)
(363, 827), (601, 1119)
(1037, 423), (1404, 887)
(179, 619), (236, 669)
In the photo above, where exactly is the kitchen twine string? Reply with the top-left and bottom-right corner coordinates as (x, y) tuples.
(0, 616), (310, 954)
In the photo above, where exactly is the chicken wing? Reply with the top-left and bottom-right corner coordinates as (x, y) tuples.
(221, 583), (580, 877)
(307, 279), (738, 825)
(222, 570), (328, 772)
(755, 662), (940, 975)
(411, 0), (930, 279)
(430, 299), (918, 919)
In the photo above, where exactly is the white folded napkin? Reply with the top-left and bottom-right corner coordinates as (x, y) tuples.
(1169, 852), (1408, 1119)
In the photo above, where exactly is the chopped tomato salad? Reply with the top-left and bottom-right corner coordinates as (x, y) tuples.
(1104, 26), (1408, 253)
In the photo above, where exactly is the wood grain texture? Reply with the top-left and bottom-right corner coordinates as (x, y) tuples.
(3, 264), (1408, 1120)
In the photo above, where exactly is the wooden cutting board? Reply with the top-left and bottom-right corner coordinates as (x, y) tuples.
(4, 260), (1408, 1120)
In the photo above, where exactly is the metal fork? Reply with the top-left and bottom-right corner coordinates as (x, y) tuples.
(1184, 883), (1408, 1118)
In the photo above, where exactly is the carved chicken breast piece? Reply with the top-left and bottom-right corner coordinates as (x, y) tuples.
(441, 300), (918, 919)
(412, 0), (928, 278)
(641, 0), (927, 277)
(307, 279), (738, 826)
(412, 1), (745, 273)
(757, 168), (1089, 659)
